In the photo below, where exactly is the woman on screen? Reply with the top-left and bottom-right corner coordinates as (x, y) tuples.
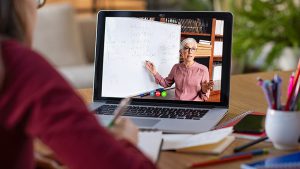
(145, 38), (213, 101)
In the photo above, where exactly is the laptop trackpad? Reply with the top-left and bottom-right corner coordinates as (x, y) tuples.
(131, 118), (160, 127)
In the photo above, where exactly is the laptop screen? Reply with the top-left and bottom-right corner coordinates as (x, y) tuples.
(94, 12), (232, 106)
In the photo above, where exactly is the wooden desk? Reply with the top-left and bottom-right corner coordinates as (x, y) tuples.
(76, 71), (298, 169)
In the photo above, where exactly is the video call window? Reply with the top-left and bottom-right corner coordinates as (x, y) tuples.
(102, 17), (224, 102)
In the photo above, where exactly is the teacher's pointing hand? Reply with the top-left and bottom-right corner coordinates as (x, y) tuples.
(145, 60), (157, 75)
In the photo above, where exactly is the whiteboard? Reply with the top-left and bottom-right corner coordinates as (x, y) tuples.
(102, 17), (181, 98)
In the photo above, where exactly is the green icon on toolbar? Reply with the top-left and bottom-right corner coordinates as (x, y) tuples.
(161, 91), (167, 97)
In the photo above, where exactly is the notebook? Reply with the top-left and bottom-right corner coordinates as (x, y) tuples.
(91, 11), (233, 134)
(138, 131), (163, 163)
(241, 151), (300, 169)
(177, 136), (235, 154)
(162, 127), (234, 155)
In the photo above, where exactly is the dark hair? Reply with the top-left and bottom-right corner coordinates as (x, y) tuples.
(0, 0), (26, 41)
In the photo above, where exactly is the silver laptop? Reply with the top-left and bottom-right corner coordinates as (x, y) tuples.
(90, 11), (233, 134)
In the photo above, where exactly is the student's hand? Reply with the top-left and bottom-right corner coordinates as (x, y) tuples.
(110, 118), (139, 145)
(35, 152), (65, 169)
(34, 139), (65, 169)
(201, 80), (214, 93)
(145, 60), (157, 75)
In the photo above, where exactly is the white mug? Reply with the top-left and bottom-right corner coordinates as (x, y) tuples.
(265, 108), (300, 150)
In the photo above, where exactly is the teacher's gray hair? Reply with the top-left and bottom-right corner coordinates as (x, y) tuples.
(180, 38), (198, 50)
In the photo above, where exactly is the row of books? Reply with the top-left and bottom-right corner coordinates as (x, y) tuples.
(164, 18), (210, 34)
(195, 43), (211, 56)
(194, 40), (223, 57)
(139, 17), (155, 21)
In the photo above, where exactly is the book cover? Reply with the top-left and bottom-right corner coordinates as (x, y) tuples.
(241, 151), (300, 169)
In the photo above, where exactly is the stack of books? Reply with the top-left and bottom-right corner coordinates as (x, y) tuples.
(195, 40), (211, 57)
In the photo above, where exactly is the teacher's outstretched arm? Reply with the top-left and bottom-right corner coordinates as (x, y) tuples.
(145, 60), (175, 88)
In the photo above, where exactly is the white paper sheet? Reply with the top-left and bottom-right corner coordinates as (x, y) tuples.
(162, 127), (233, 150)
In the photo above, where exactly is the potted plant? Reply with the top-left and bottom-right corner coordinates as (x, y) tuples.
(230, 0), (300, 73)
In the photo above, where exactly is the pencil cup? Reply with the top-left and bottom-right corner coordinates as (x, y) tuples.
(265, 108), (300, 150)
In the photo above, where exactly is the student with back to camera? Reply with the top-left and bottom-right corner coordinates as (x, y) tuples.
(145, 38), (214, 101)
(0, 0), (156, 168)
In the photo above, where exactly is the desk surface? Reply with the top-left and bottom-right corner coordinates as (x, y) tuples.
(76, 71), (299, 169)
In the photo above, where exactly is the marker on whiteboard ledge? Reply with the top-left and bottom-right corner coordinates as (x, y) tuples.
(156, 88), (165, 92)
(139, 92), (150, 97)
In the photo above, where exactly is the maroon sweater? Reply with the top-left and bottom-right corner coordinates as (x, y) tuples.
(0, 40), (156, 169)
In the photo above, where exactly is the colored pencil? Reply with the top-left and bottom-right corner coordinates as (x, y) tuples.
(285, 59), (300, 110)
(188, 149), (268, 168)
(188, 154), (253, 168)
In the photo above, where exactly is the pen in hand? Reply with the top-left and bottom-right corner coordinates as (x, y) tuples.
(108, 97), (131, 128)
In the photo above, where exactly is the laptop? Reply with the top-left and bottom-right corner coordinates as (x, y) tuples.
(90, 11), (233, 134)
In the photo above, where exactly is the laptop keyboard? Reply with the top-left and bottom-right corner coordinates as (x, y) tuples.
(95, 105), (209, 120)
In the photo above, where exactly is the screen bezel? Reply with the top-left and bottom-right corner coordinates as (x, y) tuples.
(93, 11), (232, 108)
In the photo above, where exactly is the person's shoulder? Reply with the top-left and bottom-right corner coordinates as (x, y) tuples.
(2, 40), (69, 87)
(173, 63), (181, 67)
(2, 40), (54, 71)
(3, 40), (43, 64)
(193, 62), (208, 71)
(3, 40), (35, 55)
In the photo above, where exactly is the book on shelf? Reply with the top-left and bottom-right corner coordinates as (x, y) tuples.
(213, 63), (222, 91)
(197, 44), (212, 48)
(214, 41), (223, 56)
(195, 50), (211, 56)
(215, 20), (224, 35)
(139, 17), (156, 21)
(196, 41), (212, 56)
(199, 40), (211, 45)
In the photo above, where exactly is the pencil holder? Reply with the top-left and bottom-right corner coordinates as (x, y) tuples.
(265, 108), (300, 150)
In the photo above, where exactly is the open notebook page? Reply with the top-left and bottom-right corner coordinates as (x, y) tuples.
(138, 131), (163, 163)
(162, 127), (233, 150)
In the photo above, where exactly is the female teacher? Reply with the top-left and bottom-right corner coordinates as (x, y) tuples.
(145, 38), (213, 101)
